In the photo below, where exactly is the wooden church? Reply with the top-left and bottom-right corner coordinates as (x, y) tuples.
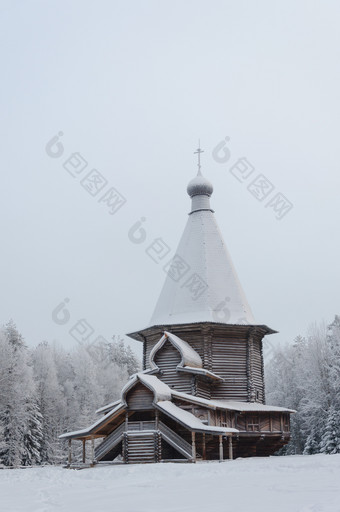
(61, 150), (293, 465)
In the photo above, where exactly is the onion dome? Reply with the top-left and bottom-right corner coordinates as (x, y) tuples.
(187, 170), (214, 198)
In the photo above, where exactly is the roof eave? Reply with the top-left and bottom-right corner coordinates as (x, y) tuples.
(127, 322), (278, 341)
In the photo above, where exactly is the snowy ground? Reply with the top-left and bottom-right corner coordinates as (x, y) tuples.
(1, 454), (340, 512)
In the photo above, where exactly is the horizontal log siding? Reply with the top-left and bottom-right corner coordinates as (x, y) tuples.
(210, 334), (248, 400)
(252, 336), (264, 403)
(126, 384), (154, 410)
(195, 378), (211, 400)
(154, 340), (193, 393)
(142, 324), (268, 402)
(126, 432), (156, 463)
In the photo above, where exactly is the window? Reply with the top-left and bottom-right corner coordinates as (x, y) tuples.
(247, 414), (260, 431)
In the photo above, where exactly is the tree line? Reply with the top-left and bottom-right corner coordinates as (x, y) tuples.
(0, 321), (140, 466)
(265, 315), (340, 455)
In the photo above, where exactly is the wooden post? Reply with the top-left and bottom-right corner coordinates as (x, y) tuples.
(219, 435), (223, 462)
(228, 436), (233, 460)
(158, 431), (162, 462)
(91, 437), (95, 465)
(122, 433), (126, 463)
(202, 433), (206, 460)
(191, 431), (196, 462)
(155, 410), (159, 430)
(82, 439), (86, 463)
(68, 439), (72, 466)
(125, 412), (129, 432)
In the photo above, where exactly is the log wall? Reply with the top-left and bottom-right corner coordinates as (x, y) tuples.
(126, 383), (154, 410)
(154, 340), (193, 393)
(140, 323), (268, 403)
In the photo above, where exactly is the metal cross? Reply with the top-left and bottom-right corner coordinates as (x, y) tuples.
(194, 140), (204, 174)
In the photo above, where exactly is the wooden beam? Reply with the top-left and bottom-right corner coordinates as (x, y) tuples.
(68, 439), (72, 466)
(228, 436), (233, 460)
(219, 435), (223, 462)
(192, 432), (196, 462)
(202, 433), (206, 460)
(82, 439), (86, 464)
(91, 437), (95, 465)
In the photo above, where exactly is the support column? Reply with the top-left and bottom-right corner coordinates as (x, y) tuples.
(228, 436), (233, 460)
(155, 410), (159, 430)
(91, 437), (95, 465)
(68, 439), (72, 466)
(202, 433), (206, 460)
(125, 412), (129, 431)
(122, 433), (127, 463)
(82, 439), (86, 464)
(191, 432), (196, 462)
(219, 435), (223, 462)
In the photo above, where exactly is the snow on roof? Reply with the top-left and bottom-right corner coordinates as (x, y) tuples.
(96, 399), (121, 415)
(148, 171), (256, 327)
(157, 400), (238, 435)
(59, 402), (125, 439)
(213, 400), (296, 413)
(177, 366), (223, 381)
(149, 331), (202, 370)
(171, 390), (217, 409)
(171, 390), (295, 413)
(122, 373), (172, 403)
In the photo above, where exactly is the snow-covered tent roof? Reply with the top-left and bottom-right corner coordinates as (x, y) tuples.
(148, 170), (256, 327)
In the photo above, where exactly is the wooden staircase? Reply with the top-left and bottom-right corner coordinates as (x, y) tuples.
(125, 432), (158, 463)
(95, 423), (125, 461)
(158, 421), (195, 460)
(95, 420), (198, 463)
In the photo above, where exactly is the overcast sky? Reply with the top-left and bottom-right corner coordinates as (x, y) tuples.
(1, 0), (340, 358)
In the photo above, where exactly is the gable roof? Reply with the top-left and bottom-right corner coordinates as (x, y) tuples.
(60, 374), (294, 440)
(121, 373), (172, 403)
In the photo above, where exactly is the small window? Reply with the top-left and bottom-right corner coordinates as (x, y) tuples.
(247, 414), (260, 432)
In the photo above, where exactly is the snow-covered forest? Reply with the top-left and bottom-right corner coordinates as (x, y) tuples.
(266, 315), (340, 455)
(1, 315), (340, 467)
(0, 321), (140, 467)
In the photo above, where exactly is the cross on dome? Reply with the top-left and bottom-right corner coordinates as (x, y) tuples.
(187, 141), (213, 198)
(194, 140), (204, 175)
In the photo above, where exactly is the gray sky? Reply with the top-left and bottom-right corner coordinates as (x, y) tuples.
(1, 0), (340, 359)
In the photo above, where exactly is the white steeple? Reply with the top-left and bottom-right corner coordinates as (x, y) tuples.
(149, 148), (255, 327)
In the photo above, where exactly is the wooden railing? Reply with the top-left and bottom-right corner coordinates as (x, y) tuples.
(127, 421), (156, 431)
(95, 423), (125, 460)
(95, 420), (199, 462)
(158, 421), (193, 460)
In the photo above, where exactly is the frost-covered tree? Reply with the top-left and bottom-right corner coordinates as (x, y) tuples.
(0, 320), (141, 465)
(22, 398), (43, 465)
(320, 406), (340, 455)
(0, 324), (40, 466)
(303, 429), (320, 455)
(266, 316), (340, 455)
(32, 342), (67, 464)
